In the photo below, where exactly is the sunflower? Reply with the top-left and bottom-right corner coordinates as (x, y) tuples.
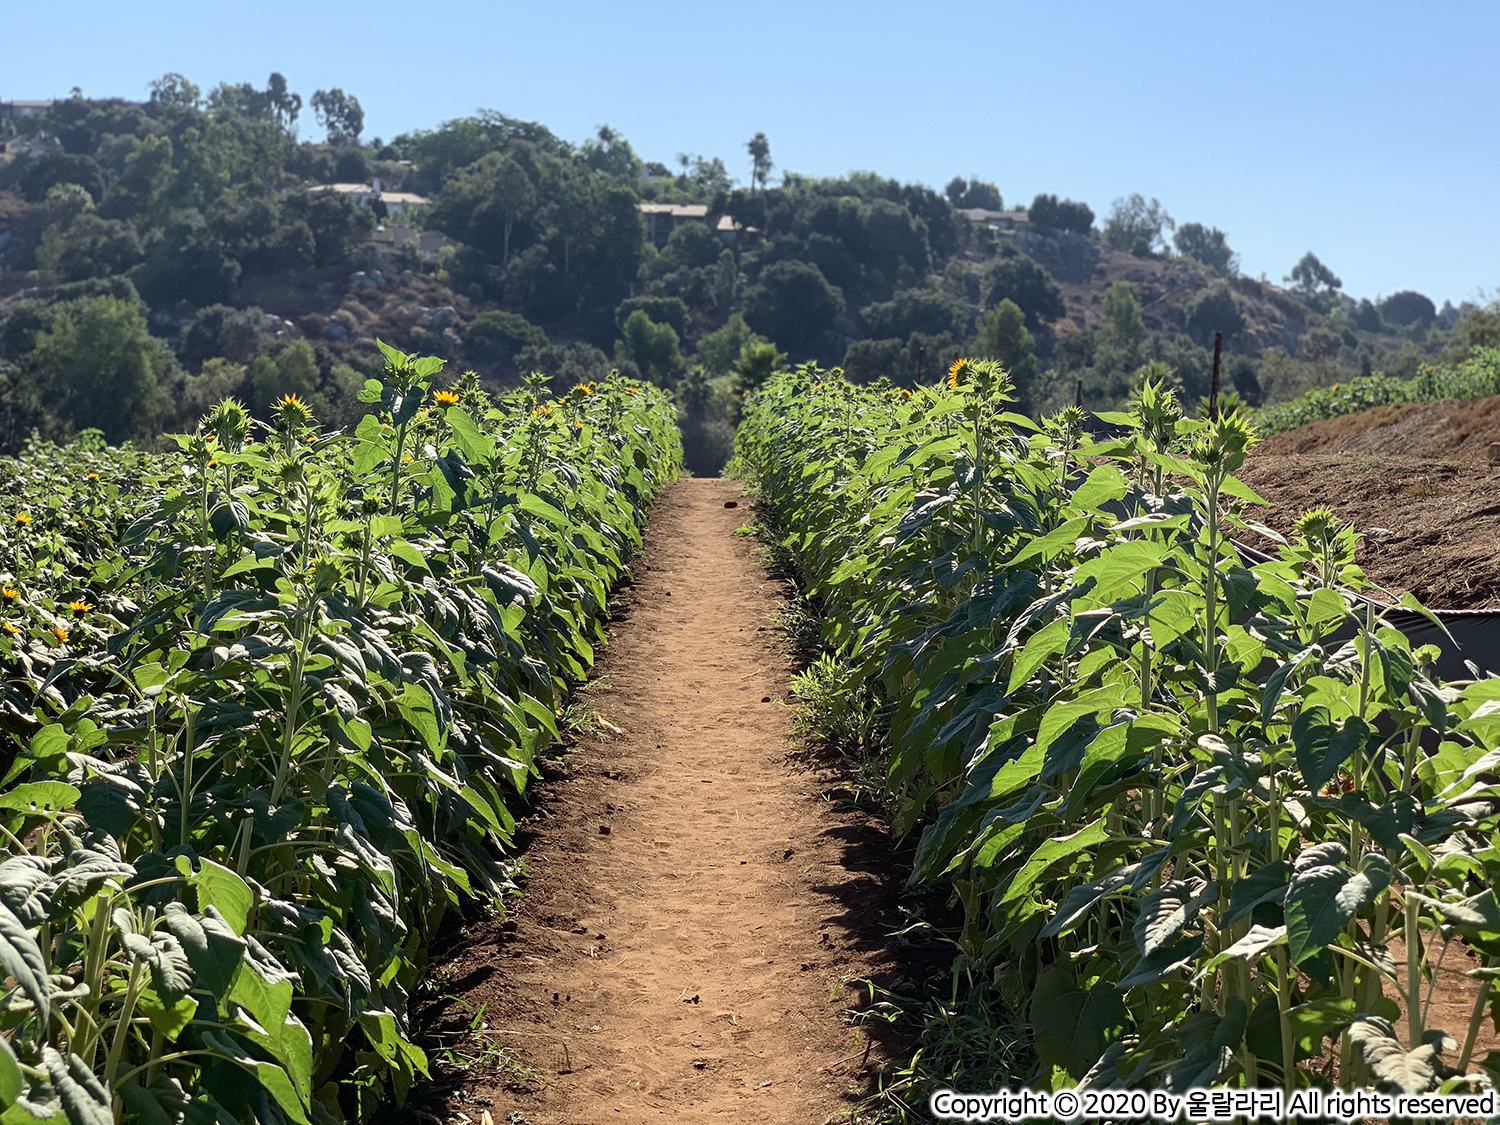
(1, 587), (17, 602)
(947, 358), (970, 390)
(67, 600), (94, 614)
(531, 405), (552, 417)
(432, 389), (461, 406)
(274, 393), (314, 428)
(14, 512), (32, 526)
(85, 472), (101, 482)
(50, 627), (69, 645)
(573, 383), (595, 396)
(1, 622), (18, 635)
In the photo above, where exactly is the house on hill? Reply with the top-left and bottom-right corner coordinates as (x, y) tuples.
(639, 203), (749, 248)
(309, 180), (428, 218)
(639, 202), (708, 247)
(957, 207), (1030, 232)
(0, 101), (54, 122)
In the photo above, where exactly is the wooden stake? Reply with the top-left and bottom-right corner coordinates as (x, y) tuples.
(1210, 331), (1223, 420)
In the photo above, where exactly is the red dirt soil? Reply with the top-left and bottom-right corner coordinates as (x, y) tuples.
(1239, 396), (1500, 609)
(418, 478), (906, 1125)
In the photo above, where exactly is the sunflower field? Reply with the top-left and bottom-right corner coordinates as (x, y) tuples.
(735, 360), (1500, 1104)
(0, 345), (679, 1124)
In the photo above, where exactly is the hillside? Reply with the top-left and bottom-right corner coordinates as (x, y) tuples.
(0, 84), (1487, 461)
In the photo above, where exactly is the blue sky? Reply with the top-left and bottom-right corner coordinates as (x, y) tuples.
(8, 0), (1497, 305)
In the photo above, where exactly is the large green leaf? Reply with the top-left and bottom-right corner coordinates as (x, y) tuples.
(1349, 1018), (1440, 1093)
(0, 900), (50, 1025)
(1134, 878), (1218, 956)
(1285, 851), (1391, 965)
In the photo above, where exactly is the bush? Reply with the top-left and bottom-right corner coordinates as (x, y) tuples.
(1379, 290), (1437, 331)
(467, 310), (548, 356)
(1183, 285), (1245, 346)
(180, 304), (275, 369)
(859, 287), (969, 340)
(615, 295), (688, 338)
(981, 251), (1065, 325)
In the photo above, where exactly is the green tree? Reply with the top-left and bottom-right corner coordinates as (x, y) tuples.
(434, 152), (535, 268)
(249, 339), (320, 413)
(974, 298), (1038, 404)
(1029, 193), (1094, 235)
(695, 313), (765, 377)
(467, 310), (548, 358)
(742, 260), (843, 354)
(1102, 193), (1173, 255)
(1378, 290), (1436, 330)
(35, 186), (143, 283)
(747, 132), (772, 193)
(23, 295), (173, 443)
(1286, 251), (1341, 296)
(732, 340), (786, 395)
(981, 251), (1065, 325)
(148, 72), (201, 111)
(615, 310), (683, 385)
(944, 177), (1002, 210)
(265, 73), (302, 132)
(579, 125), (641, 182)
(311, 88), (364, 145)
(859, 287), (968, 340)
(1100, 280), (1146, 361)
(1173, 222), (1238, 274)
(1183, 285), (1245, 345)
(615, 296), (687, 338)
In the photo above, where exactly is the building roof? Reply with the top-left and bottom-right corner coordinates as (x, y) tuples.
(639, 203), (709, 218)
(957, 207), (1029, 225)
(308, 183), (428, 205)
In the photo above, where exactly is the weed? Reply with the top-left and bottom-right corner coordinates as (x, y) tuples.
(790, 653), (866, 752)
(1339, 451), (1386, 474)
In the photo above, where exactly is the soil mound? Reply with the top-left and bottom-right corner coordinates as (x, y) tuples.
(1240, 397), (1500, 610)
(1257, 394), (1500, 462)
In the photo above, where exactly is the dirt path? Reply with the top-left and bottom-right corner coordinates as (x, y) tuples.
(434, 477), (904, 1124)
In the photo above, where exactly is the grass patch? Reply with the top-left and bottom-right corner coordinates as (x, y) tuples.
(1339, 452), (1386, 474)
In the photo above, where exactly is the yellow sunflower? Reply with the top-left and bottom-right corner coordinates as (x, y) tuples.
(433, 389), (461, 406)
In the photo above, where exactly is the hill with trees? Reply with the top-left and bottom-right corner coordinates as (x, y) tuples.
(0, 74), (1495, 467)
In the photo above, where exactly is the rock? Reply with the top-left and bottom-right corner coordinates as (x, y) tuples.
(1363, 527), (1395, 545)
(426, 305), (458, 331)
(367, 269), (384, 288)
(321, 320), (348, 341)
(400, 269), (414, 285)
(1488, 442), (1500, 465)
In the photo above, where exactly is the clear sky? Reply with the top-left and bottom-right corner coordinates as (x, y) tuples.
(7, 0), (1497, 306)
